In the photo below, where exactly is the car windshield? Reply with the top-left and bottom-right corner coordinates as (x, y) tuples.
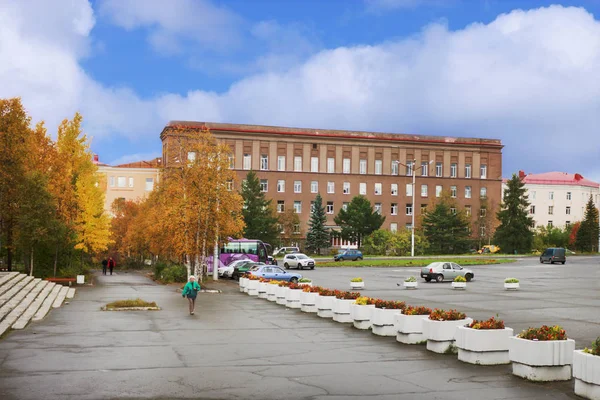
(297, 254), (308, 259)
(426, 262), (444, 269)
(249, 266), (261, 271)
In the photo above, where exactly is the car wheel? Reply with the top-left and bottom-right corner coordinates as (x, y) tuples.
(435, 274), (444, 283)
(540, 259), (544, 264)
(465, 274), (473, 282)
(562, 261), (566, 265)
(310, 266), (314, 270)
(290, 277), (298, 284)
(284, 263), (289, 269)
(424, 277), (432, 282)
(550, 261), (554, 264)
(358, 257), (363, 261)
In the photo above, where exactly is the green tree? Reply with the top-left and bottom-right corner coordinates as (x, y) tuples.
(422, 192), (471, 254)
(240, 171), (279, 246)
(333, 195), (385, 248)
(575, 196), (599, 252)
(493, 174), (534, 254)
(305, 193), (329, 254)
(363, 228), (428, 256)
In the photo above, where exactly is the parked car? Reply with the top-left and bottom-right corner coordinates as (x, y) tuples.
(273, 247), (300, 257)
(478, 245), (500, 254)
(218, 259), (252, 278)
(540, 247), (566, 264)
(420, 262), (474, 282)
(334, 249), (363, 261)
(283, 253), (315, 270)
(248, 265), (301, 283)
(232, 262), (266, 280)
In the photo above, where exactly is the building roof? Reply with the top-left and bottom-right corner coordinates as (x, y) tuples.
(161, 121), (503, 149)
(113, 158), (163, 168)
(518, 171), (599, 188)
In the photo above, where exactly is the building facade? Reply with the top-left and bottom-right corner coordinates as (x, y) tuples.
(505, 171), (600, 229)
(160, 121), (503, 241)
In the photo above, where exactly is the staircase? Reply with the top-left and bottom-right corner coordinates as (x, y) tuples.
(0, 272), (76, 337)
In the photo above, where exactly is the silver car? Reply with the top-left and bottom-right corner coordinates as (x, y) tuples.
(283, 253), (315, 270)
(420, 262), (474, 282)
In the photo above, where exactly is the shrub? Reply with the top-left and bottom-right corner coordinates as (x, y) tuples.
(504, 277), (519, 283)
(454, 276), (466, 283)
(518, 325), (567, 341)
(403, 305), (432, 315)
(288, 283), (303, 290)
(105, 298), (157, 309)
(277, 281), (291, 287)
(303, 285), (322, 293)
(268, 280), (280, 285)
(429, 309), (467, 321)
(259, 277), (270, 282)
(153, 262), (168, 279)
(318, 288), (337, 296)
(160, 264), (187, 283)
(334, 290), (361, 300)
(246, 275), (261, 280)
(404, 276), (417, 282)
(354, 296), (373, 305)
(373, 299), (405, 310)
(469, 317), (505, 330)
(584, 337), (600, 356)
(350, 277), (363, 282)
(299, 278), (312, 283)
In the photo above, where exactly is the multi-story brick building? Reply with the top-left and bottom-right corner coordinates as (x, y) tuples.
(160, 121), (503, 243)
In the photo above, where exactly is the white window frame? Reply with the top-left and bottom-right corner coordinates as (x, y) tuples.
(465, 206), (471, 216)
(145, 178), (154, 191)
(465, 186), (472, 199)
(228, 154), (234, 169)
(436, 185), (442, 198)
(391, 203), (398, 215)
(566, 206), (571, 215)
(277, 201), (285, 213)
(421, 162), (428, 177)
(436, 162), (442, 177)
(480, 187), (487, 199)
(327, 181), (335, 194)
(530, 205), (535, 215)
(243, 154), (251, 170)
(549, 191), (554, 200)
(128, 177), (134, 188)
(109, 176), (115, 187)
(187, 151), (197, 163)
(277, 156), (285, 171)
(294, 180), (302, 193)
(343, 158), (350, 174)
(406, 161), (414, 176)
(310, 181), (318, 193)
(294, 156), (302, 172)
(391, 162), (399, 176)
(374, 183), (382, 196)
(450, 185), (457, 198)
(480, 164), (487, 179)
(226, 180), (233, 191)
(406, 183), (413, 197)
(311, 157), (318, 173)
(390, 223), (398, 233)
(294, 201), (302, 214)
(327, 158), (335, 173)
(343, 182), (350, 194)
(406, 203), (413, 216)
(421, 184), (428, 197)
(375, 160), (382, 175)
(117, 176), (126, 188)
(359, 183), (367, 195)
(374, 203), (382, 214)
(260, 179), (268, 193)
(359, 159), (367, 175)
(391, 183), (398, 196)
(277, 180), (285, 193)
(326, 202), (334, 214)
(566, 192), (572, 200)
(342, 202), (349, 211)
(548, 205), (554, 215)
(465, 164), (471, 179)
(260, 154), (268, 171)
(450, 163), (457, 178)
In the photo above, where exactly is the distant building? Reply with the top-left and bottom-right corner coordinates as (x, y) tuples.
(95, 155), (161, 214)
(504, 171), (600, 228)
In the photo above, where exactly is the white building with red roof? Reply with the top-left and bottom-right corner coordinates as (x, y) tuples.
(504, 171), (600, 229)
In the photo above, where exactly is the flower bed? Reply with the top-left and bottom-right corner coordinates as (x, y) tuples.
(423, 309), (472, 354)
(455, 317), (513, 365)
(266, 280), (279, 301)
(403, 276), (418, 289)
(395, 306), (431, 344)
(258, 281), (269, 299)
(351, 297), (375, 330)
(300, 286), (321, 313)
(451, 276), (466, 290)
(574, 337), (600, 399)
(316, 288), (337, 318)
(333, 291), (361, 323)
(350, 277), (364, 290)
(246, 276), (261, 296)
(285, 283), (303, 308)
(504, 277), (520, 290)
(275, 282), (290, 305)
(371, 300), (406, 337)
(298, 278), (313, 287)
(239, 277), (247, 292)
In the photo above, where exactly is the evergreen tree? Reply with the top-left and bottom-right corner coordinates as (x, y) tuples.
(575, 195), (599, 252)
(240, 171), (279, 246)
(422, 192), (471, 254)
(306, 193), (329, 254)
(493, 174), (534, 254)
(333, 195), (385, 248)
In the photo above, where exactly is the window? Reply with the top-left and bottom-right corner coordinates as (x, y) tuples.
(343, 158), (350, 174)
(343, 182), (350, 194)
(277, 156), (285, 171)
(436, 185), (442, 197)
(530, 205), (535, 214)
(465, 205), (471, 216)
(480, 208), (487, 217)
(228, 154), (234, 169)
(260, 179), (268, 192)
(311, 157), (319, 172)
(436, 162), (442, 177)
(187, 151), (196, 163)
(374, 203), (382, 214)
(342, 202), (349, 211)
(548, 206), (554, 215)
(108, 176), (115, 187)
(406, 183), (413, 197)
(391, 161), (399, 176)
(421, 162), (429, 177)
(450, 185), (457, 198)
(450, 163), (457, 178)
(450, 207), (457, 215)
(359, 159), (367, 174)
(294, 181), (302, 193)
(310, 181), (318, 193)
(294, 201), (302, 214)
(406, 161), (414, 176)
(226, 180), (233, 191)
(145, 178), (154, 191)
(294, 156), (302, 172)
(465, 164), (472, 178)
(480, 226), (486, 237)
(390, 223), (398, 233)
(406, 203), (413, 216)
(310, 201), (315, 213)
(566, 221), (571, 227)
(128, 177), (134, 188)
(243, 154), (251, 170)
(260, 154), (268, 170)
(117, 176), (126, 188)
(277, 200), (285, 213)
(531, 190), (536, 200)
(465, 186), (472, 199)
(374, 183), (382, 195)
(480, 164), (487, 179)
(375, 160), (382, 175)
(566, 192), (572, 200)
(480, 187), (487, 199)
(277, 180), (285, 193)
(566, 206), (571, 215)
(391, 183), (398, 196)
(327, 181), (335, 194)
(293, 224), (301, 234)
(421, 184), (428, 197)
(548, 221), (553, 228)
(549, 191), (554, 200)
(327, 158), (335, 173)
(359, 183), (367, 195)
(326, 202), (334, 214)
(391, 203), (398, 215)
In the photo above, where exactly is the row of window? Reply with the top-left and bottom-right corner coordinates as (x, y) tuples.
(108, 176), (155, 191)
(530, 205), (583, 216)
(529, 190), (597, 202)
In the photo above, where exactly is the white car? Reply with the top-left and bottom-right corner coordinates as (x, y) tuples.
(219, 259), (251, 278)
(283, 253), (315, 270)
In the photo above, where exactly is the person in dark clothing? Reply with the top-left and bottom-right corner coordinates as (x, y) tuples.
(101, 259), (108, 275)
(108, 257), (115, 275)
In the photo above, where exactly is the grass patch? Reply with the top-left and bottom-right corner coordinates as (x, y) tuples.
(105, 298), (158, 309)
(318, 258), (516, 268)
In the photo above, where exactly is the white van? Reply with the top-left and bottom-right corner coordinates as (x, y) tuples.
(273, 247), (300, 257)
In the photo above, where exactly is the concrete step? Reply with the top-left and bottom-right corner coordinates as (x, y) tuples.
(0, 272), (19, 287)
(0, 278), (39, 322)
(0, 274), (27, 298)
(0, 280), (48, 336)
(52, 286), (69, 309)
(32, 285), (61, 322)
(12, 282), (56, 330)
(66, 288), (76, 299)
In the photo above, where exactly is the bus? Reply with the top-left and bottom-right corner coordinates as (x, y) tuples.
(206, 239), (272, 272)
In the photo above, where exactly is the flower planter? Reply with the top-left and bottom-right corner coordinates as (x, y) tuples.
(455, 326), (514, 365)
(300, 292), (319, 313)
(451, 282), (466, 290)
(504, 282), (520, 290)
(508, 336), (575, 381)
(275, 286), (289, 305)
(298, 282), (313, 287)
(239, 277), (247, 292)
(350, 281), (365, 290)
(371, 308), (402, 336)
(403, 281), (418, 289)
(285, 288), (302, 309)
(573, 350), (600, 399)
(351, 303), (375, 330)
(332, 299), (355, 323)
(422, 317), (473, 354)
(266, 284), (278, 302)
(247, 279), (260, 296)
(258, 282), (269, 299)
(316, 295), (336, 318)
(395, 314), (428, 344)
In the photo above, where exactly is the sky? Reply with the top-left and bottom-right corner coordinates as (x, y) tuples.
(1, 0), (600, 181)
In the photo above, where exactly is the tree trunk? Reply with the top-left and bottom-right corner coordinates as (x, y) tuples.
(29, 246), (34, 276)
(6, 224), (13, 272)
(53, 244), (59, 277)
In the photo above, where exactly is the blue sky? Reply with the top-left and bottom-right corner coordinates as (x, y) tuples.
(1, 0), (600, 181)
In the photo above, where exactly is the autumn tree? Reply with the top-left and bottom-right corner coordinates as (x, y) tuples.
(278, 208), (302, 247)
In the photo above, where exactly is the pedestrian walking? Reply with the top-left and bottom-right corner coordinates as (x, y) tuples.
(181, 275), (201, 315)
(101, 258), (108, 275)
(108, 257), (115, 275)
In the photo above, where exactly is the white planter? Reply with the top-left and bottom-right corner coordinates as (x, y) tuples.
(504, 282), (520, 290)
(76, 275), (85, 284)
(298, 281), (313, 287)
(266, 284), (278, 301)
(258, 282), (269, 299)
(403, 281), (418, 289)
(451, 281), (466, 290)
(316, 295), (336, 318)
(285, 288), (302, 309)
(422, 317), (473, 354)
(275, 286), (289, 305)
(574, 350), (600, 400)
(371, 308), (402, 336)
(455, 326), (514, 365)
(508, 336), (575, 381)
(332, 298), (355, 323)
(395, 314), (429, 344)
(247, 279), (260, 296)
(300, 292), (319, 313)
(239, 277), (247, 292)
(351, 304), (375, 330)
(350, 281), (364, 290)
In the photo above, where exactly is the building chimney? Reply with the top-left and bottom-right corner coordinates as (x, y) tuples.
(518, 170), (526, 179)
(93, 154), (99, 162)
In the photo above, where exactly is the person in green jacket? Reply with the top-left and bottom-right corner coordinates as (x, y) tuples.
(182, 275), (201, 315)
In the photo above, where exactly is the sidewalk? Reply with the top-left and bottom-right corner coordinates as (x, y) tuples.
(0, 271), (576, 399)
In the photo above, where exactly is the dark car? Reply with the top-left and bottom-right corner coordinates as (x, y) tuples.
(540, 247), (566, 264)
(232, 262), (266, 280)
(334, 249), (363, 261)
